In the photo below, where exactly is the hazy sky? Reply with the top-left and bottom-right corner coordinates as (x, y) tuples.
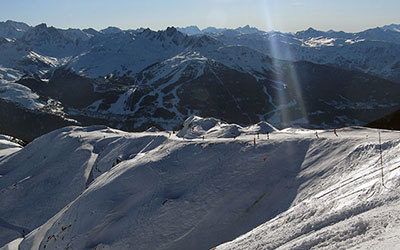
(1, 0), (399, 32)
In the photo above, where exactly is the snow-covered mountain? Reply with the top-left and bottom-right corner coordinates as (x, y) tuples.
(20, 23), (90, 57)
(177, 26), (202, 36)
(0, 21), (399, 142)
(0, 20), (30, 39)
(382, 24), (400, 32)
(206, 26), (400, 82)
(1, 20), (400, 250)
(0, 117), (399, 249)
(178, 25), (262, 36)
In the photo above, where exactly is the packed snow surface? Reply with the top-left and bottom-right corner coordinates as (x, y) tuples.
(0, 135), (22, 161)
(0, 117), (400, 250)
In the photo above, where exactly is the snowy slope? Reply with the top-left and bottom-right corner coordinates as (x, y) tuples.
(0, 117), (399, 249)
(0, 126), (167, 246)
(217, 129), (400, 249)
(0, 67), (45, 110)
(0, 39), (61, 74)
(0, 135), (22, 161)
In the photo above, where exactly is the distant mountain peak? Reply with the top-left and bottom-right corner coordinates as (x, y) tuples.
(4, 20), (29, 26)
(235, 25), (261, 34)
(177, 26), (202, 36)
(381, 23), (400, 32)
(295, 27), (325, 38)
(82, 28), (99, 36)
(306, 27), (318, 32)
(165, 26), (178, 35)
(35, 23), (48, 29)
(0, 20), (31, 39)
(100, 26), (122, 34)
(202, 26), (226, 34)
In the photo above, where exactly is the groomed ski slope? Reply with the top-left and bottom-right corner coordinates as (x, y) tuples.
(0, 117), (399, 249)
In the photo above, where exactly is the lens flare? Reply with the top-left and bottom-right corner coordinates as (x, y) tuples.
(262, 2), (309, 128)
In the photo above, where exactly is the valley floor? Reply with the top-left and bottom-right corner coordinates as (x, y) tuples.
(0, 117), (399, 249)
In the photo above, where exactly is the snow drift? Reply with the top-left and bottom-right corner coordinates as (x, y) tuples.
(177, 116), (277, 139)
(0, 117), (400, 249)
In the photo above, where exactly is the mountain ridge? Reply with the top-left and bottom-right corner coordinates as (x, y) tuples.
(0, 20), (399, 142)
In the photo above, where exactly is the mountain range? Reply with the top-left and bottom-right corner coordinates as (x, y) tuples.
(1, 20), (400, 250)
(0, 20), (400, 141)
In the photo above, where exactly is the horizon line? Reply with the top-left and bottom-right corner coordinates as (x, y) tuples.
(1, 19), (399, 34)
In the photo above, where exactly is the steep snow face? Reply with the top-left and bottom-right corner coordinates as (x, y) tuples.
(1, 118), (399, 250)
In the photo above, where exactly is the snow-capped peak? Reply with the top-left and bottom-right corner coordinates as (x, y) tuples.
(177, 26), (202, 36)
(381, 23), (400, 32)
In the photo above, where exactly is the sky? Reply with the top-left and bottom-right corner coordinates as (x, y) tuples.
(0, 0), (399, 32)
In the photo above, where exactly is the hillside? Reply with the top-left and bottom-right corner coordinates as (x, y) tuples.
(368, 109), (400, 130)
(0, 117), (399, 249)
(1, 22), (400, 142)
